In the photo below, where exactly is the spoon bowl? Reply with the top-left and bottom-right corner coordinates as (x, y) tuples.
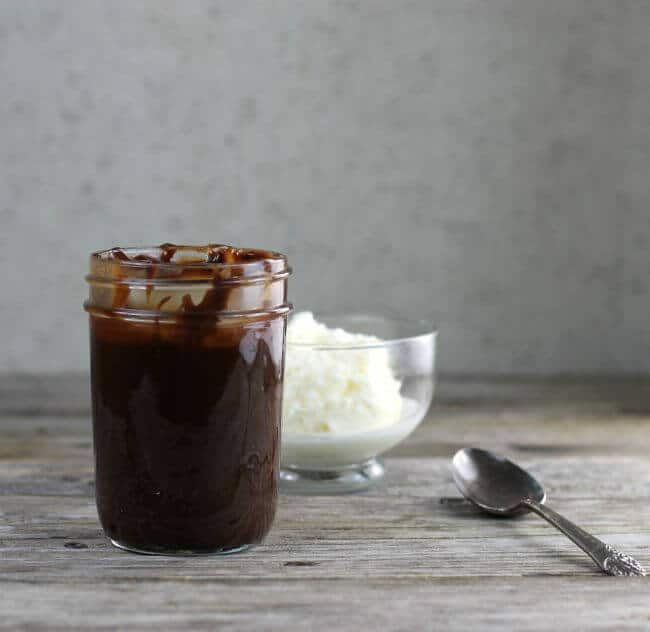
(452, 447), (545, 515)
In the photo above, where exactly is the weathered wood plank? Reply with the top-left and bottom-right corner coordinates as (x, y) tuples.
(1, 577), (649, 631)
(4, 372), (650, 416)
(0, 456), (648, 582)
(3, 399), (650, 465)
(1, 378), (650, 629)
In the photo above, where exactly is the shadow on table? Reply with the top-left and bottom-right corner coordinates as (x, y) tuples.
(432, 496), (597, 574)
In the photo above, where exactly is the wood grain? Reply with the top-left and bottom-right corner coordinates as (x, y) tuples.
(1, 376), (650, 629)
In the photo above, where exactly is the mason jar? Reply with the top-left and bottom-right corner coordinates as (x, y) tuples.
(84, 244), (291, 555)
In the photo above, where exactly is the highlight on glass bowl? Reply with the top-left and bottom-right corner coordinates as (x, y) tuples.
(280, 311), (436, 494)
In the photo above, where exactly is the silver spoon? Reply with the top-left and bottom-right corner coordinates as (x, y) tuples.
(452, 447), (645, 576)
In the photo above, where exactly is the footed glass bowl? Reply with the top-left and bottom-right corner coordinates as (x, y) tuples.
(280, 314), (436, 494)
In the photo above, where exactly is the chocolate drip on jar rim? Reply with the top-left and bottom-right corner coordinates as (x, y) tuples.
(85, 243), (291, 321)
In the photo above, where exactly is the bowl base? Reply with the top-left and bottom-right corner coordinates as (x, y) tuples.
(280, 458), (385, 495)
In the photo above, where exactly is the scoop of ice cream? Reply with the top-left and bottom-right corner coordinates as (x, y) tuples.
(283, 312), (403, 434)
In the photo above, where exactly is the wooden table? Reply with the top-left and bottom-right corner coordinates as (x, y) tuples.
(1, 376), (649, 630)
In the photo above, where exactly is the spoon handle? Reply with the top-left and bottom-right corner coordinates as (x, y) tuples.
(521, 498), (646, 576)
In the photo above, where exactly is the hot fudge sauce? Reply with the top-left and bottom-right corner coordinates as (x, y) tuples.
(85, 244), (291, 554)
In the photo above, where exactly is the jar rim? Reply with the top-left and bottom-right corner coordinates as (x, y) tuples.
(88, 244), (290, 284)
(86, 244), (291, 315)
(91, 243), (287, 269)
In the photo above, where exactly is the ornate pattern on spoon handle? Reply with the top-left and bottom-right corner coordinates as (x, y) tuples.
(603, 545), (647, 577)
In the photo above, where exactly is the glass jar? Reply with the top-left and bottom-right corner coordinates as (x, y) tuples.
(84, 244), (291, 555)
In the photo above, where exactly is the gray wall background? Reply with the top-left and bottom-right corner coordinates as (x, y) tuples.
(2, 0), (650, 375)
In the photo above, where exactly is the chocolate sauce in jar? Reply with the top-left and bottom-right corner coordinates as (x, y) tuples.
(85, 244), (291, 554)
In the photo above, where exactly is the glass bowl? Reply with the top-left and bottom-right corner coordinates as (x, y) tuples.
(280, 314), (436, 494)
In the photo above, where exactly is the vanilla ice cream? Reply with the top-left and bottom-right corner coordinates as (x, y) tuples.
(282, 312), (403, 435)
(279, 312), (435, 484)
